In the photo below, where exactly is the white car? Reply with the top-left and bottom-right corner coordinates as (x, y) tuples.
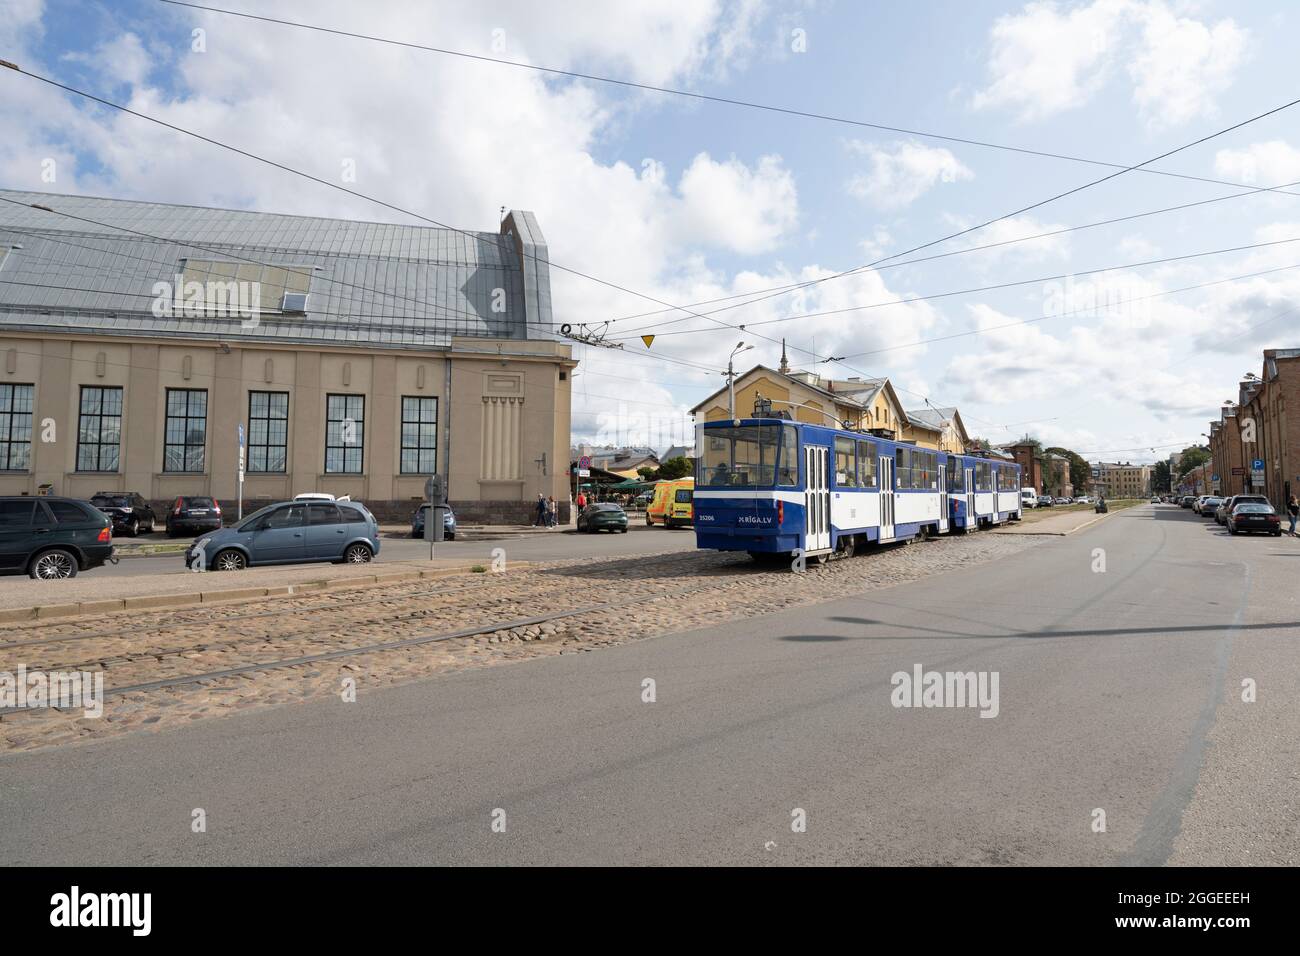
(1020, 488), (1038, 508)
(1074, 496), (1091, 504)
(293, 492), (352, 502)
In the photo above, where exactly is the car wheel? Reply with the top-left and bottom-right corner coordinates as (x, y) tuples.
(30, 548), (78, 580)
(213, 549), (247, 571)
(126, 517), (138, 537)
(620, 528), (628, 533)
(344, 543), (373, 564)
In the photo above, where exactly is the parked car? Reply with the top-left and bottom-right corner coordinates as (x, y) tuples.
(1074, 496), (1092, 504)
(165, 495), (223, 537)
(1215, 494), (1269, 526)
(186, 499), (381, 570)
(1054, 497), (1071, 505)
(1199, 496), (1225, 517)
(1180, 496), (1195, 507)
(1227, 502), (1282, 536)
(1020, 488), (1038, 509)
(1151, 496), (1161, 503)
(577, 502), (629, 533)
(0, 496), (114, 579)
(1036, 495), (1054, 508)
(90, 491), (156, 537)
(293, 492), (351, 502)
(410, 503), (456, 540)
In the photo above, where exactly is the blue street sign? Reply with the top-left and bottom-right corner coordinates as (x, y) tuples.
(1252, 458), (1264, 470)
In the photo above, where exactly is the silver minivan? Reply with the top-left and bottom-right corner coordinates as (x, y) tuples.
(185, 500), (381, 571)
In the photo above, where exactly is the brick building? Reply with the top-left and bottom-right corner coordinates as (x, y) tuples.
(1233, 349), (1300, 512)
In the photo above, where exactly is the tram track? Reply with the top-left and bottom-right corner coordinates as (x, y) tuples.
(1, 580), (708, 713)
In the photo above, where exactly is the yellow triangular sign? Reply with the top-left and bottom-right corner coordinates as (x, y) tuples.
(641, 334), (655, 348)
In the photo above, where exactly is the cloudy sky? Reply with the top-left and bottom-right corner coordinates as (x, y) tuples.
(3, 0), (1298, 462)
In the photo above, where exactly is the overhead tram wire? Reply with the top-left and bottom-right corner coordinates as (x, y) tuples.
(829, 261), (1300, 362)
(158, 0), (1300, 200)
(606, 235), (1300, 340)
(11, 60), (1299, 437)
(606, 95), (1300, 342)
(9, 64), (1300, 389)
(606, 178), (1300, 329)
(150, 1), (1300, 336)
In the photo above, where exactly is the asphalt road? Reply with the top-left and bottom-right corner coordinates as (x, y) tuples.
(3, 504), (1297, 865)
(95, 523), (696, 577)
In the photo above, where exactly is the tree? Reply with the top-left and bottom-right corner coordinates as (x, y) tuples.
(1176, 446), (1210, 477)
(1044, 446), (1091, 492)
(636, 466), (657, 481)
(656, 456), (692, 480)
(1152, 460), (1171, 493)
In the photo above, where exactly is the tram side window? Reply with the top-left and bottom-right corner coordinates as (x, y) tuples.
(976, 462), (992, 491)
(779, 425), (799, 486)
(857, 440), (877, 487)
(895, 447), (910, 490)
(834, 437), (858, 487)
(917, 450), (937, 490)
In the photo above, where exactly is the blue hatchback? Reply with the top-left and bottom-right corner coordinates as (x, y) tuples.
(185, 499), (381, 571)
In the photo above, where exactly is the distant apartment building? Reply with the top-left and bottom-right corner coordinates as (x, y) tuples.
(1090, 461), (1152, 498)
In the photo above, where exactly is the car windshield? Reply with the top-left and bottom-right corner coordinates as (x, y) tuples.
(592, 503), (623, 512)
(1235, 504), (1274, 513)
(697, 423), (796, 488)
(92, 496), (130, 508)
(184, 497), (216, 507)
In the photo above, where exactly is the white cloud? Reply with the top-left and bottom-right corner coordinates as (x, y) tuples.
(675, 153), (798, 254)
(845, 140), (972, 209)
(1127, 4), (1248, 128)
(972, 0), (1125, 122)
(62, 32), (154, 88)
(949, 214), (1072, 265)
(972, 1), (1249, 128)
(1214, 141), (1300, 188)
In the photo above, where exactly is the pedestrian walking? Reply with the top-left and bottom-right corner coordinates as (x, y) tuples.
(1288, 495), (1299, 536)
(534, 493), (547, 527)
(576, 490), (587, 511)
(547, 495), (558, 528)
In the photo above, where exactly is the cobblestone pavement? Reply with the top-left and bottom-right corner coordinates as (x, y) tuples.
(0, 533), (1040, 754)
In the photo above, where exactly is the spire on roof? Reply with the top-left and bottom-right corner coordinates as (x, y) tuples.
(779, 338), (790, 375)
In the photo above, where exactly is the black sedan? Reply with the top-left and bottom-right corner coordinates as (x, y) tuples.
(1227, 503), (1282, 536)
(577, 503), (629, 533)
(165, 496), (223, 537)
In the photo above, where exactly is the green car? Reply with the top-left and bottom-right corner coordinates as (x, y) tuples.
(577, 503), (629, 533)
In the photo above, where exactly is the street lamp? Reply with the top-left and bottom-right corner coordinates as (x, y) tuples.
(727, 341), (754, 425)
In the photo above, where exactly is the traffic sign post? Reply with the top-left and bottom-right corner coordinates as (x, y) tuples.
(424, 474), (447, 559)
(1251, 458), (1265, 489)
(237, 423), (245, 520)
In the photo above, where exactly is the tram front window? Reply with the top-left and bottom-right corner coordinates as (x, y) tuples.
(699, 424), (793, 487)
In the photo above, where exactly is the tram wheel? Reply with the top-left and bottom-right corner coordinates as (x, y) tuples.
(835, 535), (857, 559)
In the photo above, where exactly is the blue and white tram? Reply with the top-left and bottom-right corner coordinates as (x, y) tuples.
(693, 418), (1022, 561)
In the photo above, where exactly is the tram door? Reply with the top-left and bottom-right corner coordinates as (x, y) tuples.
(964, 467), (976, 531)
(938, 459), (949, 534)
(804, 445), (831, 552)
(879, 455), (895, 541)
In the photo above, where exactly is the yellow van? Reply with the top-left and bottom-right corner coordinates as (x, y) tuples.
(647, 478), (694, 528)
